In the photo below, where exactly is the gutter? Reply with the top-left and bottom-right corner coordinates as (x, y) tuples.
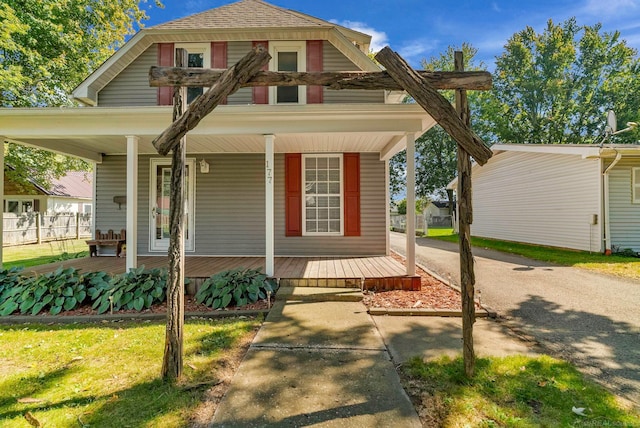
(602, 150), (622, 254)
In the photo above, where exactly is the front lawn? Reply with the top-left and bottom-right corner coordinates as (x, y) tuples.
(431, 234), (640, 280)
(0, 317), (261, 427)
(3, 239), (88, 269)
(402, 355), (640, 427)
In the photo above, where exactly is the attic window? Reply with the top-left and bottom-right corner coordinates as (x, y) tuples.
(269, 42), (306, 105)
(175, 43), (211, 104)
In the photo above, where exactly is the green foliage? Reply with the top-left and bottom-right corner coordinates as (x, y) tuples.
(89, 267), (167, 314)
(402, 355), (640, 426)
(196, 268), (277, 309)
(0, 266), (90, 316)
(479, 18), (640, 145)
(0, 0), (162, 189)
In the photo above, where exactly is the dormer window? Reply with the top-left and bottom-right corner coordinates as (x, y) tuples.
(269, 42), (306, 105)
(175, 43), (211, 103)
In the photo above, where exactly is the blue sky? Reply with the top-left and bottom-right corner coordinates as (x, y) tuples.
(141, 0), (640, 68)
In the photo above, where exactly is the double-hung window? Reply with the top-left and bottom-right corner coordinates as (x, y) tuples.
(303, 154), (342, 235)
(175, 43), (211, 104)
(269, 42), (306, 105)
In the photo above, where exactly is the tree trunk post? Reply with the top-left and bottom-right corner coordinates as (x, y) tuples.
(455, 51), (476, 378)
(161, 48), (187, 382)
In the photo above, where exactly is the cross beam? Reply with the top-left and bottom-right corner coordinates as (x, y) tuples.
(149, 68), (492, 91)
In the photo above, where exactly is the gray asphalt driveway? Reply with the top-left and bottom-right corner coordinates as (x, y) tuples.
(391, 232), (640, 408)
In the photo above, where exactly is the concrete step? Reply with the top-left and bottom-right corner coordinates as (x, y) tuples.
(276, 286), (363, 302)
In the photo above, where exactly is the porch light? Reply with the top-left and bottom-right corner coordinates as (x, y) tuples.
(199, 159), (210, 173)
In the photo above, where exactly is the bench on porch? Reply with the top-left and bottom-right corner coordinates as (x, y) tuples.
(86, 229), (126, 257)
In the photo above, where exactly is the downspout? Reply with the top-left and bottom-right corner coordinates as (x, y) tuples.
(602, 151), (622, 254)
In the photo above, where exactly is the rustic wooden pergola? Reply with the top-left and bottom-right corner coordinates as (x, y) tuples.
(149, 45), (492, 380)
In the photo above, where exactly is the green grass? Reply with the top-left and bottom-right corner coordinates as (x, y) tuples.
(2, 240), (88, 269)
(429, 233), (640, 280)
(402, 355), (640, 427)
(0, 317), (260, 427)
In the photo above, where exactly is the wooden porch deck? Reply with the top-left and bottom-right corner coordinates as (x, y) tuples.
(26, 255), (420, 291)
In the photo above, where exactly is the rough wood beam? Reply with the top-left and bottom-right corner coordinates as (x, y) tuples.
(149, 67), (492, 91)
(152, 45), (271, 156)
(375, 47), (493, 166)
(455, 51), (476, 379)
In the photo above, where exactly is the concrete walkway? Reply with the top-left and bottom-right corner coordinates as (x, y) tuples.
(211, 288), (422, 427)
(391, 231), (640, 407)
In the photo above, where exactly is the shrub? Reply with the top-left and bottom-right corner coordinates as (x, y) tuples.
(89, 266), (167, 314)
(195, 268), (277, 309)
(0, 266), (89, 316)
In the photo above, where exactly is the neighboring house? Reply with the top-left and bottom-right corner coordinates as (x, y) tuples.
(448, 144), (640, 253)
(424, 200), (452, 226)
(4, 169), (93, 214)
(0, 0), (436, 273)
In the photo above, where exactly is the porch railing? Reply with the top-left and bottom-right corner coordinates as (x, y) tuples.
(3, 212), (92, 247)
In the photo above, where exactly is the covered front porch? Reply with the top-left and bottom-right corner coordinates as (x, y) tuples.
(25, 255), (421, 291)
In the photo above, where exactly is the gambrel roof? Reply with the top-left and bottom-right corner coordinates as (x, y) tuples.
(72, 0), (377, 106)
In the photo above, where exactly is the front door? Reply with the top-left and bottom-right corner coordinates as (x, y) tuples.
(150, 158), (196, 252)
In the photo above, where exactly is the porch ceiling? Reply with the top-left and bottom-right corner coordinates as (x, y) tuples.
(0, 104), (434, 162)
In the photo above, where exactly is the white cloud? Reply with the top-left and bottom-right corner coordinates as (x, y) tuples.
(330, 20), (389, 52)
(492, 2), (502, 13)
(581, 0), (639, 17)
(397, 39), (439, 64)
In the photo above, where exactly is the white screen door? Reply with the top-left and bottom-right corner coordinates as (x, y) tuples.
(150, 158), (196, 251)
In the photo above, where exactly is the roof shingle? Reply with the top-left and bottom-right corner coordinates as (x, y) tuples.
(151, 0), (331, 30)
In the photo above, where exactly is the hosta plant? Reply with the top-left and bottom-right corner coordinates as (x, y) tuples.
(89, 266), (167, 314)
(0, 266), (89, 316)
(195, 267), (277, 309)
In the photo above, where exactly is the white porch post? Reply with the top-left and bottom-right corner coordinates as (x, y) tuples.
(406, 133), (416, 275)
(385, 159), (390, 255)
(126, 135), (139, 271)
(265, 134), (275, 276)
(0, 141), (4, 268)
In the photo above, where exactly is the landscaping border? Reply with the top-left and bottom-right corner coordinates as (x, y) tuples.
(0, 309), (268, 324)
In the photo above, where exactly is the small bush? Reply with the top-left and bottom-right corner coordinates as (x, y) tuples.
(89, 266), (167, 314)
(0, 266), (89, 316)
(195, 268), (276, 309)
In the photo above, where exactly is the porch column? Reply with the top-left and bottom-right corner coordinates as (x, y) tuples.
(265, 134), (275, 276)
(126, 135), (139, 271)
(0, 141), (4, 268)
(406, 133), (416, 275)
(385, 159), (390, 255)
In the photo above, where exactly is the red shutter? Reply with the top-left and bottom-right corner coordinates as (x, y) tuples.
(343, 153), (360, 236)
(211, 42), (228, 104)
(252, 41), (269, 104)
(285, 153), (302, 236)
(157, 43), (174, 105)
(306, 40), (323, 104)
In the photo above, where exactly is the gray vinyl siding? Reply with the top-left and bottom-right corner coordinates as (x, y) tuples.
(275, 152), (387, 256)
(226, 41), (253, 105)
(95, 152), (386, 257)
(98, 45), (158, 107)
(195, 154), (266, 255)
(470, 151), (602, 252)
(94, 156), (128, 233)
(608, 158), (640, 252)
(322, 42), (385, 104)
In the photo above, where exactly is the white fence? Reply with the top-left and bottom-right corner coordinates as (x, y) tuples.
(390, 213), (452, 232)
(3, 212), (92, 246)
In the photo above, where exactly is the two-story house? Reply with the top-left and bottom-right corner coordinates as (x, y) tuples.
(0, 0), (435, 283)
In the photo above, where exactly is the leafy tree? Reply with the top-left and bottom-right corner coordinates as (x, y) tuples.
(1, 0), (161, 187)
(478, 18), (640, 145)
